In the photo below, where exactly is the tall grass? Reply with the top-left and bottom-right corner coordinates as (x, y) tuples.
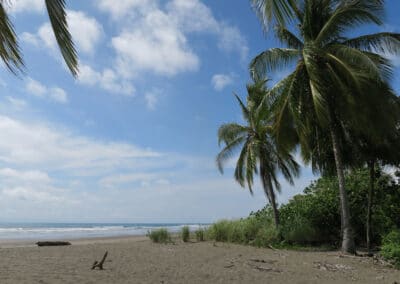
(181, 226), (190, 242)
(195, 228), (205, 242)
(206, 217), (279, 247)
(147, 228), (172, 244)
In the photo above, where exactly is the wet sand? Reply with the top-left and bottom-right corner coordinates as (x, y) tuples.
(0, 236), (399, 283)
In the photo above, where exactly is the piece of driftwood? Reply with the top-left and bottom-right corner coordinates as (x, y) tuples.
(92, 251), (108, 270)
(36, 241), (71, 247)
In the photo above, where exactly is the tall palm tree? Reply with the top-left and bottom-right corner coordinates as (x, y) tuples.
(216, 80), (300, 228)
(250, 0), (400, 253)
(0, 0), (78, 76)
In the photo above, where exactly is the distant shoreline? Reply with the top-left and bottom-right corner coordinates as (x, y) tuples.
(0, 234), (149, 248)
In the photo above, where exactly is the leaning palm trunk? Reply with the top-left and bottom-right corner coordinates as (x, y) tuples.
(260, 162), (280, 228)
(329, 122), (356, 254)
(267, 178), (280, 228)
(366, 160), (375, 255)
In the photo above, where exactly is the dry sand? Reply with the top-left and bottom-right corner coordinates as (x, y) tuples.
(0, 236), (399, 283)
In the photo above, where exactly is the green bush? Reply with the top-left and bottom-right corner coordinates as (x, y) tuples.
(253, 226), (280, 247)
(195, 228), (205, 241)
(206, 220), (232, 242)
(181, 226), (190, 242)
(206, 216), (279, 247)
(147, 228), (171, 243)
(280, 214), (317, 244)
(381, 230), (400, 267)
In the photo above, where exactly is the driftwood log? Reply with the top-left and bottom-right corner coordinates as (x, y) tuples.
(36, 241), (71, 247)
(92, 251), (108, 270)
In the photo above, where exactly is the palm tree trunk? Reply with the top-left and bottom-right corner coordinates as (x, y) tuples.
(267, 178), (280, 228)
(259, 162), (280, 228)
(366, 160), (375, 255)
(329, 124), (356, 254)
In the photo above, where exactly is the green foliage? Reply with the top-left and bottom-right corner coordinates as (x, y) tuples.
(280, 168), (400, 246)
(381, 230), (400, 267)
(206, 208), (279, 247)
(195, 228), (205, 242)
(147, 228), (171, 244)
(208, 168), (400, 249)
(181, 226), (190, 242)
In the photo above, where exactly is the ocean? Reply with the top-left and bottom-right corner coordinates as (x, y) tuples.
(0, 223), (208, 240)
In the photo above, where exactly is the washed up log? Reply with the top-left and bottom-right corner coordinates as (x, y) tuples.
(92, 251), (108, 270)
(36, 241), (71, 247)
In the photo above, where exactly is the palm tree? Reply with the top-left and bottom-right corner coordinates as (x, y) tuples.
(0, 0), (77, 76)
(250, 0), (400, 253)
(216, 80), (300, 228)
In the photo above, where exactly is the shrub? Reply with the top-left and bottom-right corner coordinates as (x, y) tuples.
(280, 214), (317, 244)
(181, 226), (190, 242)
(195, 228), (205, 242)
(147, 228), (171, 243)
(253, 226), (280, 247)
(381, 230), (400, 267)
(206, 220), (232, 242)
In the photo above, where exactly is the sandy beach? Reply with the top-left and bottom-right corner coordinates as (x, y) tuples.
(0, 236), (398, 283)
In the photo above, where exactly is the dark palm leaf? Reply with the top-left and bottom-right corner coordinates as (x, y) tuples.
(45, 0), (78, 76)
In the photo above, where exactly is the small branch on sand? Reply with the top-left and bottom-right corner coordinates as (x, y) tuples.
(36, 241), (71, 247)
(91, 251), (108, 270)
(248, 263), (282, 273)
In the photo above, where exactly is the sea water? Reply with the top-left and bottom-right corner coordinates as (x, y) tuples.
(0, 223), (207, 240)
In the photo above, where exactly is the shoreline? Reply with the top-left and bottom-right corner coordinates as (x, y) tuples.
(0, 234), (148, 248)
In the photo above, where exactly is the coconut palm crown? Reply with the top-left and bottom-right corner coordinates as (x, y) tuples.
(216, 80), (300, 228)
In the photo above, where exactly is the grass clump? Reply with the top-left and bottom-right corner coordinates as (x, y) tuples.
(195, 228), (205, 241)
(381, 230), (400, 267)
(181, 226), (190, 242)
(147, 228), (171, 244)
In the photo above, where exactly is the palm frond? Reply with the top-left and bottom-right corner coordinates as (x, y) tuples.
(342, 32), (400, 55)
(275, 25), (304, 49)
(316, 1), (383, 45)
(250, 0), (297, 29)
(250, 48), (300, 81)
(0, 3), (24, 74)
(217, 123), (248, 146)
(216, 136), (246, 174)
(45, 0), (78, 76)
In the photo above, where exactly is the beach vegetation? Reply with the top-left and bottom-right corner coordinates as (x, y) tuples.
(147, 228), (172, 244)
(243, 0), (400, 254)
(195, 228), (205, 242)
(381, 230), (400, 267)
(181, 226), (190, 242)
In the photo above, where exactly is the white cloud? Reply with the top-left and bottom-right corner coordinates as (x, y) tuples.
(212, 74), (234, 91)
(112, 11), (200, 77)
(7, 0), (44, 14)
(21, 10), (103, 55)
(78, 64), (135, 96)
(49, 87), (68, 104)
(0, 115), (159, 170)
(25, 77), (68, 104)
(67, 10), (103, 54)
(217, 24), (249, 61)
(144, 89), (161, 110)
(25, 78), (47, 97)
(167, 0), (248, 60)
(97, 0), (247, 78)
(97, 0), (156, 19)
(5, 97), (27, 109)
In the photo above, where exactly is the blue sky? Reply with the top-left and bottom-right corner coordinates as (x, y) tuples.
(0, 0), (398, 223)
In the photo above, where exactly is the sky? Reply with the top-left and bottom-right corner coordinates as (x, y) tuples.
(0, 0), (399, 223)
